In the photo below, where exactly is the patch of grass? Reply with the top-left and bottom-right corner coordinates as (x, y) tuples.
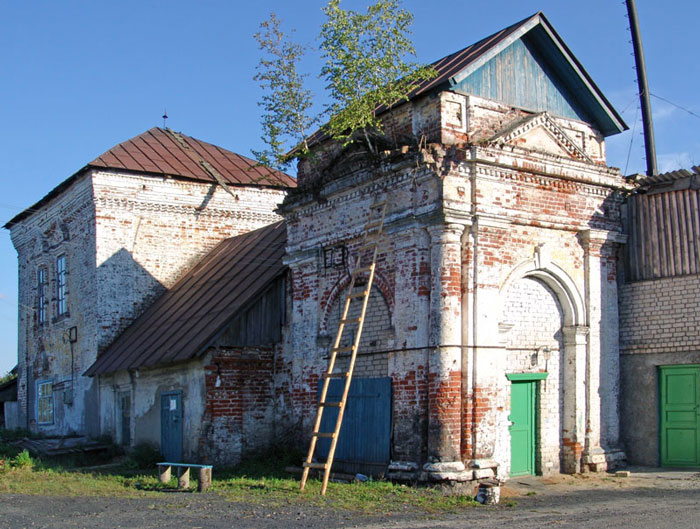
(0, 450), (480, 514)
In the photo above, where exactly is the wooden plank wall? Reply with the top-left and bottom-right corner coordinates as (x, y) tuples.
(625, 189), (700, 281)
(215, 277), (285, 347)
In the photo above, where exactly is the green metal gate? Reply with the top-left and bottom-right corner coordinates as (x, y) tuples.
(659, 365), (700, 467)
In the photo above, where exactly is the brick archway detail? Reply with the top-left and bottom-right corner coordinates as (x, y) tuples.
(319, 271), (394, 335)
(500, 258), (585, 328)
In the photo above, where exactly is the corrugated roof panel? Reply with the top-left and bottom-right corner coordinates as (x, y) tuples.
(85, 221), (287, 376)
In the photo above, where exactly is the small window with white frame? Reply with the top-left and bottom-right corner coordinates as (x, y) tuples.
(37, 266), (48, 325)
(37, 380), (54, 425)
(56, 255), (67, 317)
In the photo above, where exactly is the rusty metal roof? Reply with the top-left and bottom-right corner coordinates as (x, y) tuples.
(85, 221), (286, 376)
(89, 127), (296, 187)
(4, 128), (295, 229)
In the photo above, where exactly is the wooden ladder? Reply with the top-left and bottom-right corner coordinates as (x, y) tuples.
(299, 198), (388, 495)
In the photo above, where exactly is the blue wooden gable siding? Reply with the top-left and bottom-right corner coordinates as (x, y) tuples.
(454, 36), (592, 124)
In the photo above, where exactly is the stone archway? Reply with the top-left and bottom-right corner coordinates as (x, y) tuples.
(500, 258), (588, 475)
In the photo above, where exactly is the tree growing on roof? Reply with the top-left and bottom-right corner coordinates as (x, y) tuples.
(319, 0), (435, 154)
(252, 13), (319, 170)
(252, 0), (436, 167)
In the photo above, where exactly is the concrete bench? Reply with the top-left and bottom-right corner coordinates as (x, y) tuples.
(157, 462), (213, 492)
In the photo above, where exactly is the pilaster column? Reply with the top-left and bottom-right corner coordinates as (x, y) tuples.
(425, 222), (465, 470)
(388, 227), (431, 466)
(561, 324), (589, 473)
(579, 229), (626, 470)
(284, 252), (321, 431)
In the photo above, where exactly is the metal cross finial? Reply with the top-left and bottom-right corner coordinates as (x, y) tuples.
(162, 108), (168, 129)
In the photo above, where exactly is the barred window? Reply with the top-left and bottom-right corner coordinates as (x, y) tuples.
(37, 381), (54, 424)
(37, 267), (48, 324)
(56, 255), (67, 317)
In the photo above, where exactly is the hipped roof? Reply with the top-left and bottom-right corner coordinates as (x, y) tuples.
(85, 221), (286, 376)
(5, 128), (295, 229)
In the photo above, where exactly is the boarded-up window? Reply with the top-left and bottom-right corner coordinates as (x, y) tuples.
(37, 267), (47, 324)
(37, 381), (53, 424)
(56, 255), (67, 316)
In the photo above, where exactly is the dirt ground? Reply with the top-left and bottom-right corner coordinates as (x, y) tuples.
(2, 467), (700, 529)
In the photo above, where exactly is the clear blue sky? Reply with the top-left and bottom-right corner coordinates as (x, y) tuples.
(1, 1), (698, 374)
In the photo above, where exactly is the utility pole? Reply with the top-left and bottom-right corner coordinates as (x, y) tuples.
(626, 0), (658, 176)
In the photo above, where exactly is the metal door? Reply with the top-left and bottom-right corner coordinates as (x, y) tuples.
(317, 377), (391, 470)
(509, 380), (536, 476)
(160, 391), (183, 462)
(118, 392), (131, 446)
(660, 365), (700, 467)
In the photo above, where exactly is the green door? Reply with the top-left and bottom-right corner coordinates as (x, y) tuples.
(509, 380), (536, 476)
(660, 365), (700, 467)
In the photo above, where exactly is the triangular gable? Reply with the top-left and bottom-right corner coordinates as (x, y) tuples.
(489, 112), (593, 163)
(299, 12), (626, 152)
(410, 13), (626, 137)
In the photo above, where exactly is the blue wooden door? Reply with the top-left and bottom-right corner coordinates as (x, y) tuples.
(317, 377), (391, 467)
(160, 391), (183, 462)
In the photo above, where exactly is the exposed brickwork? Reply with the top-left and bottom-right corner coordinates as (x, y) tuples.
(619, 273), (700, 466)
(10, 166), (286, 437)
(280, 90), (627, 481)
(503, 277), (564, 475)
(392, 365), (428, 462)
(200, 347), (275, 465)
(620, 275), (700, 355)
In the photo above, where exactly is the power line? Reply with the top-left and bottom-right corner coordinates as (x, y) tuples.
(650, 92), (700, 121)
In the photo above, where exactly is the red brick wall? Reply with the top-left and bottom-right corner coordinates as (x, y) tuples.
(199, 347), (275, 465)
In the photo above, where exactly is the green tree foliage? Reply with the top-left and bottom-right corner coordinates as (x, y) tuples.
(0, 370), (17, 385)
(319, 0), (436, 153)
(252, 1), (436, 167)
(252, 14), (319, 170)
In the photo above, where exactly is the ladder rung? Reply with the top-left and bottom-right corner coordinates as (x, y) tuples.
(312, 432), (336, 439)
(339, 318), (361, 325)
(320, 401), (342, 407)
(330, 346), (354, 353)
(365, 220), (383, 230)
(370, 201), (387, 209)
(322, 372), (349, 379)
(303, 462), (328, 469)
(352, 265), (373, 276)
(347, 290), (369, 299)
(358, 242), (378, 252)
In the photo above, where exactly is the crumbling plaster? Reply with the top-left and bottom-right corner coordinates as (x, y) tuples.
(279, 91), (629, 482)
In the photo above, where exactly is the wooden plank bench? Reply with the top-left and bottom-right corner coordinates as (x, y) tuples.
(157, 462), (213, 492)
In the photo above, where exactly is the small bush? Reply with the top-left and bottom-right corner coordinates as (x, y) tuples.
(127, 443), (162, 469)
(12, 449), (35, 469)
(0, 441), (22, 459)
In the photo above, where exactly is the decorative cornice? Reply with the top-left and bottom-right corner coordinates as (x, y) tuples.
(94, 196), (281, 222)
(488, 111), (594, 164)
(469, 161), (622, 199)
